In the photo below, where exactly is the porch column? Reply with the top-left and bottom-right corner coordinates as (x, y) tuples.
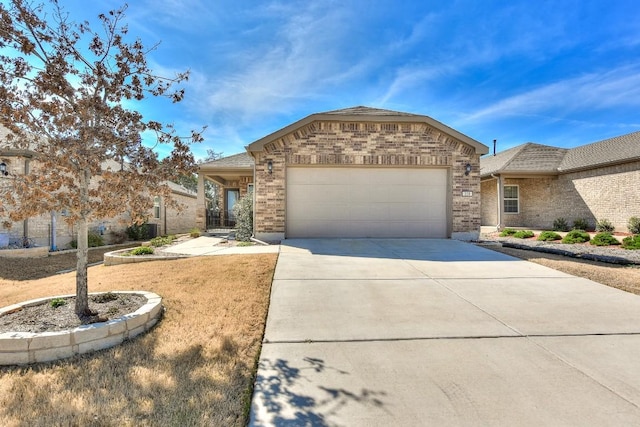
(496, 174), (504, 230)
(196, 172), (206, 231)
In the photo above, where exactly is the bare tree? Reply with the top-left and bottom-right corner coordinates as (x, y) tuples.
(0, 1), (203, 317)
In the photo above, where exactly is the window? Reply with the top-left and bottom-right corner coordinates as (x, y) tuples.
(503, 185), (519, 214)
(247, 183), (254, 194)
(153, 196), (161, 219)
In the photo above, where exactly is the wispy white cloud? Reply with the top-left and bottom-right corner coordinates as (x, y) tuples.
(462, 65), (640, 123)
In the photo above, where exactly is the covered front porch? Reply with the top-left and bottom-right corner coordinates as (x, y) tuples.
(196, 153), (254, 230)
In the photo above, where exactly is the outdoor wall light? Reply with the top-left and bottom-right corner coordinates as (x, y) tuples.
(0, 162), (7, 176)
(267, 160), (273, 174)
(464, 163), (472, 176)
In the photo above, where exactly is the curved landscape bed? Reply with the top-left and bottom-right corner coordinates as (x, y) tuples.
(0, 291), (162, 365)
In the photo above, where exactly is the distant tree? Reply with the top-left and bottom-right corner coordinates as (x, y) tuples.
(0, 1), (203, 317)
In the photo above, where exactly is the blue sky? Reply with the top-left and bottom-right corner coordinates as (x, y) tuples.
(62, 0), (640, 159)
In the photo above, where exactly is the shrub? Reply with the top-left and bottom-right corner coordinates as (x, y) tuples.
(88, 232), (104, 247)
(108, 230), (128, 244)
(622, 235), (640, 250)
(150, 235), (175, 247)
(537, 231), (562, 241)
(126, 223), (149, 241)
(129, 246), (154, 255)
(189, 228), (201, 238)
(595, 218), (615, 233)
(237, 241), (253, 247)
(512, 230), (534, 239)
(572, 218), (590, 231)
(590, 232), (620, 246)
(49, 298), (67, 308)
(561, 229), (591, 244)
(92, 292), (118, 303)
(553, 217), (570, 232)
(233, 194), (254, 241)
(499, 228), (518, 237)
(628, 217), (640, 234)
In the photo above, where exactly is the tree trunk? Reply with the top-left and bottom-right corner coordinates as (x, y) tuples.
(75, 216), (90, 315)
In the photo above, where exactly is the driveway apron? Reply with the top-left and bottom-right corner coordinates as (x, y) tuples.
(249, 239), (640, 426)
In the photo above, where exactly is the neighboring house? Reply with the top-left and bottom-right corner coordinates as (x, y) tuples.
(480, 131), (640, 231)
(0, 138), (197, 249)
(198, 106), (488, 241)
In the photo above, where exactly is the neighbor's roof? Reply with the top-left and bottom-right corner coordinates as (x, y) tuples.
(246, 106), (488, 155)
(480, 143), (568, 176)
(559, 130), (640, 172)
(198, 152), (254, 169)
(481, 130), (640, 177)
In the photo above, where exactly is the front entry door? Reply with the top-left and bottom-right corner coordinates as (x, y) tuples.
(226, 189), (240, 226)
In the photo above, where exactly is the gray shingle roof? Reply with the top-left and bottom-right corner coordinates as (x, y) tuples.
(199, 152), (254, 168)
(559, 130), (640, 172)
(320, 106), (421, 117)
(481, 130), (640, 177)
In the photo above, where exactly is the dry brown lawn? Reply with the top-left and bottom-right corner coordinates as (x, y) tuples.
(0, 254), (277, 426)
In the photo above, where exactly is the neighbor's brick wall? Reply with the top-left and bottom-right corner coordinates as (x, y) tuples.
(253, 121), (481, 237)
(565, 162), (640, 231)
(1, 155), (197, 248)
(147, 192), (198, 235)
(480, 161), (640, 231)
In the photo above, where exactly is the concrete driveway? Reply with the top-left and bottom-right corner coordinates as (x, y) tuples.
(249, 239), (640, 426)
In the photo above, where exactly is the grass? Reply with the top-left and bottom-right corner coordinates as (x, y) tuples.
(0, 254), (277, 426)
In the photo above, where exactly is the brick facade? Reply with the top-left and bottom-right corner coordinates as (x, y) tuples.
(253, 120), (482, 240)
(481, 161), (640, 231)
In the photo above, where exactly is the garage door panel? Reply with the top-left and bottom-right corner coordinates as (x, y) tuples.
(287, 168), (448, 238)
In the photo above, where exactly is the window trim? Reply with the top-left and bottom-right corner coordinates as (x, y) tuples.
(503, 185), (519, 214)
(153, 196), (161, 219)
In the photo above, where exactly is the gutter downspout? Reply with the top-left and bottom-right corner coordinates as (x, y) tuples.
(491, 173), (503, 231)
(51, 211), (57, 251)
(22, 158), (30, 240)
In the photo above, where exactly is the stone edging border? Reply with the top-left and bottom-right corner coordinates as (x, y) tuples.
(500, 241), (638, 265)
(0, 291), (162, 365)
(103, 248), (189, 266)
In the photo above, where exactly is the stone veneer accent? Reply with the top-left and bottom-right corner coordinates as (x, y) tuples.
(252, 121), (481, 240)
(481, 161), (640, 230)
(0, 291), (162, 365)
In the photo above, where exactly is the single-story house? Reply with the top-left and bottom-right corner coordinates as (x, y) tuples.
(480, 131), (640, 231)
(0, 135), (197, 249)
(198, 106), (488, 241)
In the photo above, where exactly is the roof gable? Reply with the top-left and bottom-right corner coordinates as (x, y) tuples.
(246, 106), (488, 155)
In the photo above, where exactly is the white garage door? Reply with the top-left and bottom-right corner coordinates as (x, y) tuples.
(286, 167), (448, 238)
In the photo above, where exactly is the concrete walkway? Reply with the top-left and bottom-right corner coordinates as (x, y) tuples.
(250, 239), (640, 426)
(161, 236), (279, 256)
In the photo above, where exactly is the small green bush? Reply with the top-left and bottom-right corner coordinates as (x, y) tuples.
(572, 218), (590, 231)
(150, 235), (175, 247)
(126, 223), (149, 241)
(237, 241), (254, 247)
(553, 217), (570, 232)
(537, 231), (562, 241)
(590, 232), (620, 246)
(628, 217), (640, 234)
(88, 232), (104, 247)
(562, 229), (591, 244)
(233, 193), (254, 241)
(50, 298), (67, 308)
(595, 218), (615, 233)
(189, 228), (201, 238)
(499, 228), (518, 237)
(622, 234), (640, 250)
(130, 246), (154, 255)
(92, 292), (118, 303)
(512, 230), (534, 239)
